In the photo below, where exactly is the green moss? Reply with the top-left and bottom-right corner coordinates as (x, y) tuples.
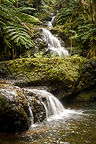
(18, 13), (41, 24)
(18, 107), (28, 119)
(0, 56), (96, 102)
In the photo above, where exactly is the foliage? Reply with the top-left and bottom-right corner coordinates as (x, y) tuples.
(4, 24), (33, 48)
(0, 0), (56, 60)
(54, 0), (96, 57)
(0, 1), (37, 60)
(34, 51), (44, 58)
(17, 7), (35, 14)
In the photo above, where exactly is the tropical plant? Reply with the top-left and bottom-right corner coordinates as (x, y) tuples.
(54, 0), (96, 57)
(0, 0), (35, 60)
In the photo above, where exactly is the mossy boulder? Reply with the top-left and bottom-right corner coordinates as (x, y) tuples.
(76, 57), (96, 91)
(0, 56), (81, 93)
(0, 80), (31, 133)
(0, 56), (96, 102)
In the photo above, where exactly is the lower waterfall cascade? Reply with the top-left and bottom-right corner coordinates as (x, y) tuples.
(27, 89), (83, 125)
(32, 89), (65, 116)
(29, 104), (34, 125)
(42, 17), (69, 57)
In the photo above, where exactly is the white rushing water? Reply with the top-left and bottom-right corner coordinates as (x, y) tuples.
(28, 103), (34, 125)
(42, 16), (69, 57)
(34, 89), (65, 116)
(51, 16), (56, 25)
(42, 28), (69, 57)
(28, 89), (82, 123)
(47, 16), (55, 29)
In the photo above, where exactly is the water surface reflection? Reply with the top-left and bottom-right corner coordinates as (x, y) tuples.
(0, 103), (96, 144)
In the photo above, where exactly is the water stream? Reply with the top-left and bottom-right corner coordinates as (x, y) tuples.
(47, 16), (55, 29)
(0, 17), (96, 144)
(42, 17), (69, 57)
(28, 89), (83, 123)
(0, 88), (96, 144)
(0, 100), (96, 144)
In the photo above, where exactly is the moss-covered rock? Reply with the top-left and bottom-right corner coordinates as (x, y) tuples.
(0, 56), (81, 91)
(0, 56), (96, 102)
(76, 57), (96, 91)
(0, 80), (31, 133)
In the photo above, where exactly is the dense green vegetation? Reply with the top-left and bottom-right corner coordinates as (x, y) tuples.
(54, 0), (96, 57)
(0, 0), (96, 60)
(0, 0), (42, 60)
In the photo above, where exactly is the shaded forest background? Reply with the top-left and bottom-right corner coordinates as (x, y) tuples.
(0, 0), (96, 60)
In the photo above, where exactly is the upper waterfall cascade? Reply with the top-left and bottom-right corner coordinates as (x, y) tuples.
(47, 16), (55, 29)
(42, 17), (69, 57)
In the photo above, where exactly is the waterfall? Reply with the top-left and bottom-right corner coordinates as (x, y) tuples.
(51, 16), (56, 25)
(44, 90), (64, 116)
(47, 16), (55, 29)
(47, 22), (53, 29)
(26, 88), (83, 125)
(47, 16), (56, 29)
(29, 89), (65, 117)
(42, 16), (69, 57)
(28, 102), (34, 125)
(42, 28), (69, 57)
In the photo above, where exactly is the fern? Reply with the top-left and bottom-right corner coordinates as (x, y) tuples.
(1, 0), (15, 5)
(0, 1), (38, 60)
(17, 7), (35, 12)
(4, 25), (34, 49)
(54, 0), (96, 56)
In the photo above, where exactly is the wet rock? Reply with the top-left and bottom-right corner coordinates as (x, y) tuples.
(0, 81), (31, 133)
(34, 37), (48, 51)
(23, 88), (46, 123)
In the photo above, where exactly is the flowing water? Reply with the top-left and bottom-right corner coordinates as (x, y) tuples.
(0, 17), (96, 144)
(42, 17), (69, 57)
(0, 89), (96, 144)
(30, 89), (65, 116)
(47, 16), (55, 29)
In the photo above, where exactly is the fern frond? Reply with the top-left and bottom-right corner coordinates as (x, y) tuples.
(5, 28), (16, 33)
(10, 34), (19, 40)
(17, 7), (35, 12)
(4, 24), (34, 49)
(0, 20), (6, 26)
(3, 37), (12, 48)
